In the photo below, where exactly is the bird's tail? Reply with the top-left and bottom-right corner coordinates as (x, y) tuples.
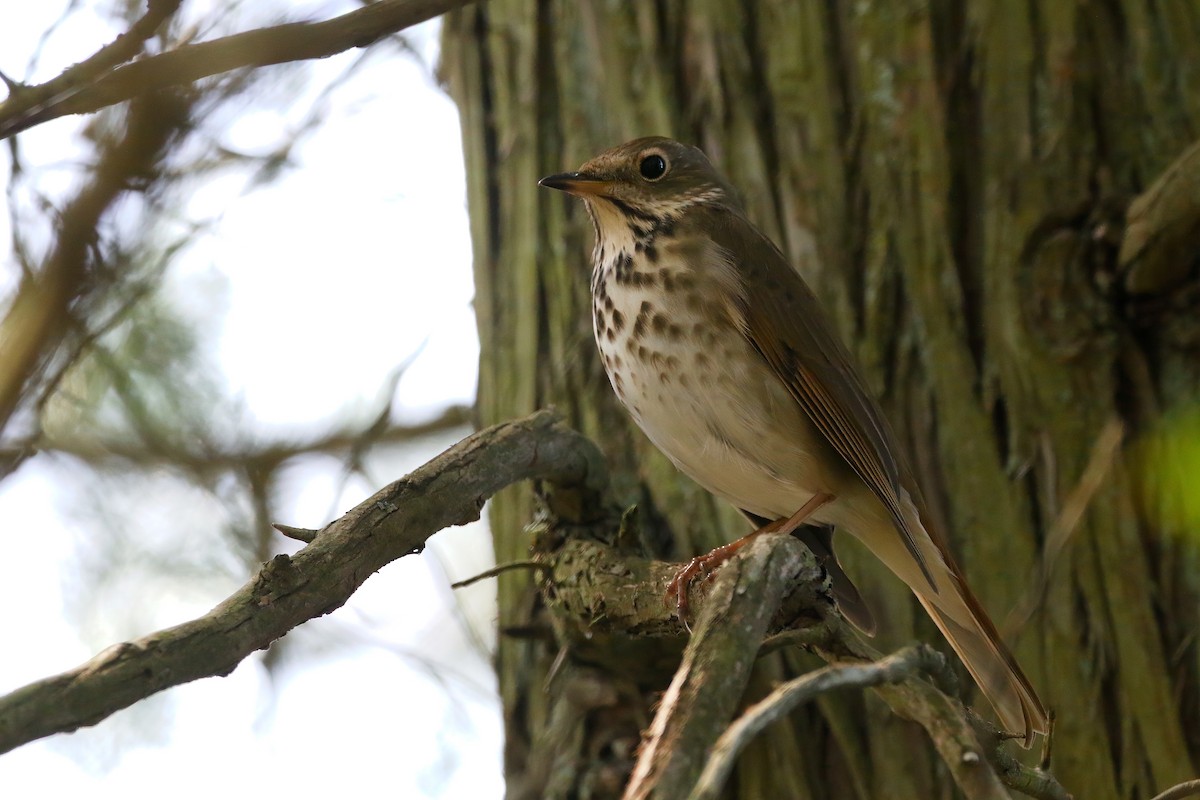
(886, 494), (1049, 745)
(915, 572), (1048, 745)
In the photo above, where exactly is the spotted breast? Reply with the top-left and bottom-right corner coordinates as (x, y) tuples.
(589, 207), (837, 524)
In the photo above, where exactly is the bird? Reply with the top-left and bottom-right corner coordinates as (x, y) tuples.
(538, 136), (1048, 745)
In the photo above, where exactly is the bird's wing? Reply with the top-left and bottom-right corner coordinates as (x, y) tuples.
(708, 210), (1048, 742)
(710, 210), (936, 590)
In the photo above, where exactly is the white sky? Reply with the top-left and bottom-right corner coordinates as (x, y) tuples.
(0, 4), (500, 798)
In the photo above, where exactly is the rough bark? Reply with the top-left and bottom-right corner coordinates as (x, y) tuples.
(443, 2), (1200, 798)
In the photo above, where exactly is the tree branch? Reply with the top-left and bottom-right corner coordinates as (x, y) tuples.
(0, 0), (473, 139)
(980, 725), (1075, 800)
(0, 0), (181, 130)
(539, 536), (829, 642)
(1151, 779), (1200, 800)
(689, 645), (970, 800)
(0, 411), (1073, 800)
(621, 534), (820, 800)
(0, 408), (606, 755)
(538, 527), (1071, 799)
(17, 403), (474, 474)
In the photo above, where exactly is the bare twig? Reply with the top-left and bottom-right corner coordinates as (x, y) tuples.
(862, 670), (1017, 799)
(17, 404), (473, 472)
(690, 645), (952, 800)
(450, 561), (551, 589)
(984, 738), (1074, 800)
(0, 0), (473, 139)
(758, 621), (838, 655)
(0, 409), (606, 755)
(272, 523), (318, 543)
(1151, 779), (1200, 800)
(0, 0), (181, 128)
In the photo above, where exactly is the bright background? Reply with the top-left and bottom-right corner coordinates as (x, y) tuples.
(0, 3), (501, 797)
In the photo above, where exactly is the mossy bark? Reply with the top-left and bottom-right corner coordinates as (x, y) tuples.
(442, 2), (1200, 797)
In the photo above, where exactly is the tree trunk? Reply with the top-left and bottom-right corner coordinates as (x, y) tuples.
(442, 2), (1200, 797)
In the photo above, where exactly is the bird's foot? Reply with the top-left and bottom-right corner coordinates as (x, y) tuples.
(666, 494), (835, 628)
(667, 535), (759, 628)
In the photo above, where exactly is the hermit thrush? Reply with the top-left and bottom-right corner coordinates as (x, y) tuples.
(539, 137), (1048, 744)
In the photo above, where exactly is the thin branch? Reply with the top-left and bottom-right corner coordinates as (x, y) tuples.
(689, 645), (954, 800)
(0, 409), (607, 755)
(982, 730), (1074, 800)
(272, 523), (318, 543)
(1151, 779), (1200, 800)
(15, 403), (473, 473)
(757, 621), (838, 655)
(0, 0), (473, 139)
(450, 560), (551, 589)
(0, 0), (181, 125)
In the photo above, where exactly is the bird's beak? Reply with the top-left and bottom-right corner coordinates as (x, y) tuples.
(538, 171), (612, 196)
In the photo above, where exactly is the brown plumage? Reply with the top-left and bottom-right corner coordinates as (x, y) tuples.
(540, 136), (1048, 744)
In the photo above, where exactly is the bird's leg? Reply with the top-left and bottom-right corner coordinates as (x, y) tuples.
(771, 492), (835, 536)
(667, 492), (833, 625)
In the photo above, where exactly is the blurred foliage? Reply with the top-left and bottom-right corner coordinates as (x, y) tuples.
(1138, 404), (1200, 534)
(0, 0), (483, 774)
(42, 258), (225, 449)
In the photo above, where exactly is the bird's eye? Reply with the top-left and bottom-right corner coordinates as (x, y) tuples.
(639, 154), (667, 181)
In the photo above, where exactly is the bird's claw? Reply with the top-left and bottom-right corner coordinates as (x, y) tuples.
(666, 543), (744, 629)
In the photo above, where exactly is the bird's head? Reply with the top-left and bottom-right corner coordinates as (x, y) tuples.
(539, 137), (738, 232)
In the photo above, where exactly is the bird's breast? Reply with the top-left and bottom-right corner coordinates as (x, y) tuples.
(592, 245), (832, 520)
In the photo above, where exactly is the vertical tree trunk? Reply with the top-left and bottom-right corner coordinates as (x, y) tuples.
(442, 2), (1200, 797)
